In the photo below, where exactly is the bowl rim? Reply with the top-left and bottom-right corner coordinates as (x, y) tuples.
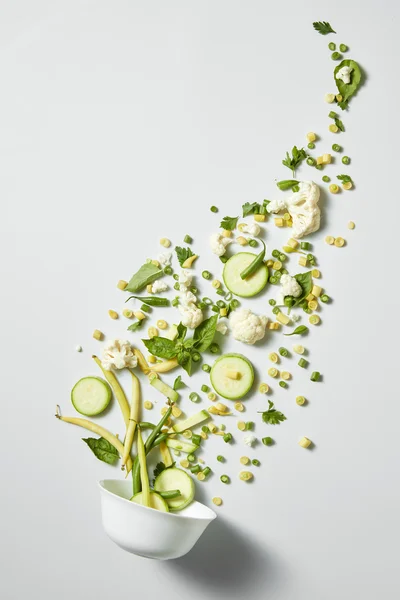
(98, 479), (217, 522)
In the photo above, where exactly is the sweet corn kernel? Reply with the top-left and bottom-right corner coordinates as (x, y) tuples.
(325, 93), (335, 103)
(342, 181), (353, 190)
(325, 235), (335, 245)
(334, 237), (345, 247)
(239, 471), (253, 482)
(322, 153), (332, 165)
(293, 344), (305, 354)
(348, 221), (355, 229)
(237, 421), (246, 431)
(309, 314), (321, 325)
(276, 312), (290, 325)
(240, 456), (250, 465)
(312, 284), (322, 297)
(144, 401), (153, 410)
(160, 238), (171, 248)
(108, 309), (118, 320)
(157, 319), (168, 330)
(148, 327), (158, 338)
(287, 219), (293, 227)
(306, 132), (316, 142)
(134, 311), (146, 321)
(235, 402), (245, 412)
(117, 280), (128, 290)
(273, 260), (282, 271)
(281, 371), (291, 380)
(222, 229), (232, 237)
(312, 269), (320, 278)
(299, 437), (312, 448)
(236, 236), (248, 246)
(287, 238), (299, 249)
(212, 497), (222, 506)
(147, 355), (157, 364)
(329, 124), (339, 133)
(298, 256), (308, 267)
(161, 407), (168, 415)
(274, 218), (285, 227)
(122, 309), (133, 319)
(268, 367), (279, 378)
(92, 329), (103, 341)
(212, 280), (221, 289)
(269, 352), (279, 363)
(308, 300), (318, 311)
(254, 214), (266, 222)
(172, 406), (182, 418)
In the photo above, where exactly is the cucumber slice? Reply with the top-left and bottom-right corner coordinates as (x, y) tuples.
(223, 252), (268, 297)
(165, 438), (199, 454)
(149, 375), (179, 403)
(71, 376), (112, 416)
(172, 410), (210, 433)
(130, 491), (169, 512)
(210, 354), (254, 400)
(154, 468), (195, 511)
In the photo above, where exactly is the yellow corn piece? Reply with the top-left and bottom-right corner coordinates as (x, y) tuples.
(157, 320), (168, 330)
(306, 132), (316, 143)
(160, 238), (171, 248)
(240, 456), (250, 465)
(348, 221), (355, 230)
(212, 280), (221, 289)
(316, 155), (324, 165)
(209, 423), (218, 433)
(325, 93), (335, 103)
(147, 327), (158, 338)
(234, 401), (245, 412)
(322, 153), (332, 164)
(172, 406), (182, 418)
(274, 218), (285, 227)
(108, 309), (118, 320)
(197, 472), (206, 481)
(254, 214), (266, 222)
(325, 235), (335, 245)
(268, 352), (279, 363)
(117, 280), (128, 290)
(236, 236), (248, 246)
(220, 308), (227, 317)
(259, 383), (269, 394)
(237, 421), (246, 431)
(144, 401), (153, 410)
(151, 260), (160, 268)
(268, 367), (279, 378)
(92, 329), (103, 341)
(183, 430), (192, 439)
(336, 94), (343, 102)
(309, 314), (321, 325)
(182, 254), (198, 268)
(287, 238), (299, 249)
(180, 459), (190, 469)
(329, 124), (339, 133)
(298, 256), (308, 267)
(298, 437), (312, 448)
(266, 259), (274, 267)
(306, 293), (315, 302)
(281, 371), (291, 381)
(276, 312), (290, 325)
(334, 237), (345, 247)
(312, 269), (320, 278)
(273, 260), (282, 271)
(342, 181), (353, 190)
(147, 355), (157, 364)
(134, 311), (146, 321)
(239, 471), (253, 482)
(308, 300), (318, 311)
(312, 284), (322, 297)
(146, 284), (153, 294)
(212, 497), (222, 506)
(122, 309), (133, 319)
(226, 370), (240, 380)
(293, 344), (305, 354)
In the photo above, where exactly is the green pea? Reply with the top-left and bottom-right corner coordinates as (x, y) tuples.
(328, 42), (336, 51)
(342, 156), (350, 165)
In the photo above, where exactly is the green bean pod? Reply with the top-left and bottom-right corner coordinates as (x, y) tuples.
(240, 241), (266, 280)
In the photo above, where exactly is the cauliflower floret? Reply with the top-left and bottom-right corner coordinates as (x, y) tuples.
(267, 181), (321, 238)
(276, 274), (302, 305)
(180, 290), (197, 306)
(178, 303), (203, 329)
(244, 434), (257, 447)
(151, 279), (168, 294)
(101, 339), (137, 371)
(229, 308), (268, 344)
(210, 232), (232, 256)
(157, 251), (172, 266)
(292, 313), (301, 322)
(240, 222), (261, 236)
(178, 269), (193, 289)
(336, 66), (353, 84)
(216, 320), (228, 335)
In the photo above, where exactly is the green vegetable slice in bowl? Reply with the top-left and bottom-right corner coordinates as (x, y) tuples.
(210, 353), (254, 400)
(130, 491), (169, 512)
(223, 253), (268, 297)
(154, 468), (195, 511)
(71, 376), (112, 416)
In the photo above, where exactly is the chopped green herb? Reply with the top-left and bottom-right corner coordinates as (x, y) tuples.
(282, 146), (307, 177)
(259, 400), (287, 425)
(175, 246), (195, 267)
(313, 21), (336, 35)
(220, 216), (239, 231)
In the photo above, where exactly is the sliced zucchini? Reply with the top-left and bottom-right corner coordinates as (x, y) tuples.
(130, 491), (169, 512)
(223, 252), (268, 297)
(71, 376), (112, 416)
(149, 375), (179, 402)
(154, 468), (195, 511)
(165, 438), (199, 454)
(210, 354), (254, 400)
(172, 410), (210, 433)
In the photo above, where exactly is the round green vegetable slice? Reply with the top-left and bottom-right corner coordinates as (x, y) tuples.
(71, 376), (112, 416)
(130, 491), (169, 512)
(154, 468), (195, 511)
(223, 253), (268, 297)
(210, 353), (254, 400)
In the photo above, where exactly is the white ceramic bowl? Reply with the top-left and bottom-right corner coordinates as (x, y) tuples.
(98, 479), (217, 560)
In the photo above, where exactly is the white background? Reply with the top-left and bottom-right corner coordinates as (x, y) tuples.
(1, 1), (399, 599)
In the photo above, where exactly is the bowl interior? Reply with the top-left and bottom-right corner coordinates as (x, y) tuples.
(99, 479), (217, 521)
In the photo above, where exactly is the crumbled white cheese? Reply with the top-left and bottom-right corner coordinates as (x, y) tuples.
(229, 308), (268, 344)
(267, 181), (321, 239)
(101, 339), (137, 371)
(209, 232), (232, 256)
(336, 66), (353, 84)
(151, 279), (169, 293)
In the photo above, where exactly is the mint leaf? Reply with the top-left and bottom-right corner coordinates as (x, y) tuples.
(220, 216), (239, 231)
(126, 262), (163, 293)
(313, 21), (336, 35)
(193, 315), (218, 353)
(82, 437), (119, 465)
(142, 336), (178, 359)
(175, 247), (194, 266)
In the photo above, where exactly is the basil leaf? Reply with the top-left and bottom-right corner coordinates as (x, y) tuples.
(284, 325), (309, 337)
(176, 323), (187, 343)
(177, 350), (192, 376)
(126, 263), (163, 293)
(82, 437), (119, 465)
(334, 60), (362, 109)
(293, 271), (313, 306)
(127, 320), (144, 332)
(142, 336), (178, 359)
(193, 315), (218, 353)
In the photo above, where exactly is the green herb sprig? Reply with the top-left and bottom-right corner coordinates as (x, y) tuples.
(259, 401), (287, 425)
(313, 21), (336, 35)
(282, 147), (307, 177)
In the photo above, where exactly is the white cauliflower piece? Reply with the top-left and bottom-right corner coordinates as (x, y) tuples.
(157, 251), (172, 266)
(276, 274), (302, 305)
(151, 279), (168, 293)
(210, 232), (232, 256)
(336, 66), (353, 84)
(244, 435), (257, 447)
(229, 308), (268, 344)
(180, 290), (197, 306)
(267, 181), (321, 238)
(240, 222), (261, 236)
(178, 304), (203, 329)
(101, 339), (137, 371)
(178, 269), (193, 289)
(216, 320), (228, 335)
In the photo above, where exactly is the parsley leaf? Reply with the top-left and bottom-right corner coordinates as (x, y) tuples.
(220, 216), (239, 231)
(337, 174), (353, 184)
(335, 117), (345, 132)
(282, 147), (307, 177)
(175, 246), (194, 266)
(313, 21), (336, 35)
(259, 401), (287, 425)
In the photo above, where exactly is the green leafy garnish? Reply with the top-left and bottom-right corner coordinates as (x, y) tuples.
(152, 461), (176, 485)
(173, 375), (184, 391)
(125, 295), (170, 307)
(127, 320), (144, 332)
(259, 401), (287, 425)
(242, 201), (269, 217)
(284, 325), (309, 337)
(334, 60), (362, 109)
(337, 174), (353, 184)
(82, 437), (119, 465)
(175, 246), (195, 267)
(220, 216), (239, 231)
(142, 336), (178, 359)
(282, 146), (307, 177)
(276, 179), (299, 191)
(334, 117), (345, 132)
(313, 21), (336, 35)
(288, 272), (313, 307)
(193, 315), (218, 353)
(126, 262), (164, 293)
